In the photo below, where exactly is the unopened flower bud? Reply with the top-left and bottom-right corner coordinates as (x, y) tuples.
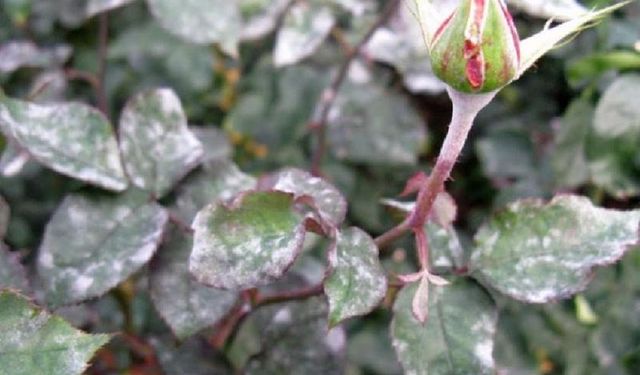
(429, 0), (521, 93)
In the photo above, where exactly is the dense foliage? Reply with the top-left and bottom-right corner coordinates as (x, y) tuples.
(0, 0), (639, 374)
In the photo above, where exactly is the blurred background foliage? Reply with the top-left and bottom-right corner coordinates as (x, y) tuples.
(0, 0), (639, 374)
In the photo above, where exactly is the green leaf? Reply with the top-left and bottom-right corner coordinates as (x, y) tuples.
(240, 0), (290, 41)
(145, 0), (241, 54)
(0, 195), (8, 239)
(552, 97), (592, 189)
(328, 81), (427, 166)
(190, 191), (306, 289)
(0, 290), (110, 375)
(470, 195), (640, 303)
(391, 279), (497, 375)
(37, 190), (168, 306)
(566, 51), (640, 87)
(0, 138), (30, 177)
(150, 335), (233, 375)
(191, 127), (233, 167)
(108, 22), (216, 95)
(0, 95), (128, 191)
(588, 74), (640, 198)
(263, 168), (346, 227)
(476, 128), (536, 180)
(273, 1), (335, 67)
(225, 61), (326, 153)
(85, 0), (135, 18)
(324, 227), (387, 327)
(119, 88), (203, 198)
(0, 244), (29, 293)
(366, 4), (445, 94)
(150, 227), (238, 340)
(173, 160), (256, 222)
(0, 41), (72, 74)
(244, 297), (346, 374)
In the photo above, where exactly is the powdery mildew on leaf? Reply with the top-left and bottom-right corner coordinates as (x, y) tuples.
(190, 191), (306, 290)
(37, 190), (168, 306)
(391, 280), (497, 375)
(589, 74), (640, 198)
(173, 160), (256, 222)
(265, 168), (347, 227)
(274, 1), (335, 67)
(0, 41), (72, 73)
(240, 0), (291, 41)
(366, 2), (446, 94)
(324, 227), (387, 327)
(0, 244), (30, 293)
(0, 96), (128, 191)
(146, 0), (241, 53)
(190, 126), (233, 167)
(150, 335), (233, 375)
(119, 88), (203, 198)
(86, 0), (136, 18)
(0, 195), (9, 239)
(471, 195), (640, 303)
(150, 228), (238, 340)
(244, 297), (346, 374)
(328, 81), (427, 166)
(0, 290), (110, 375)
(0, 138), (30, 177)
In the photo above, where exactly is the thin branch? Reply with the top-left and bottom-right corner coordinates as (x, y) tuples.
(374, 218), (411, 249)
(253, 283), (324, 307)
(64, 68), (100, 90)
(96, 13), (109, 117)
(167, 212), (194, 235)
(209, 283), (324, 351)
(374, 89), (496, 271)
(309, 0), (402, 176)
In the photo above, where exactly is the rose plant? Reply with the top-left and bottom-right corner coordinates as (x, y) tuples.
(0, 0), (638, 374)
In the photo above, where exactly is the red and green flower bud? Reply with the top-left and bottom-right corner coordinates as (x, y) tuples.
(429, 0), (521, 93)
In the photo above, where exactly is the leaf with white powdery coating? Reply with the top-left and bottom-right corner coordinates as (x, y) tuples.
(0, 95), (128, 191)
(588, 74), (640, 198)
(0, 196), (9, 239)
(146, 0), (241, 54)
(86, 0), (136, 18)
(173, 161), (256, 222)
(470, 195), (640, 303)
(119, 88), (203, 198)
(274, 1), (335, 67)
(0, 290), (110, 375)
(391, 280), (497, 375)
(325, 227), (387, 327)
(150, 227), (238, 340)
(263, 168), (346, 227)
(0, 244), (29, 293)
(38, 190), (169, 306)
(190, 191), (306, 290)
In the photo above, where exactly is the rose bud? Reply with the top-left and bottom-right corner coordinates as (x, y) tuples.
(429, 0), (520, 93)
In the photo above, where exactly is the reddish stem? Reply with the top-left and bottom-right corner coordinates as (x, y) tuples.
(375, 88), (496, 271)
